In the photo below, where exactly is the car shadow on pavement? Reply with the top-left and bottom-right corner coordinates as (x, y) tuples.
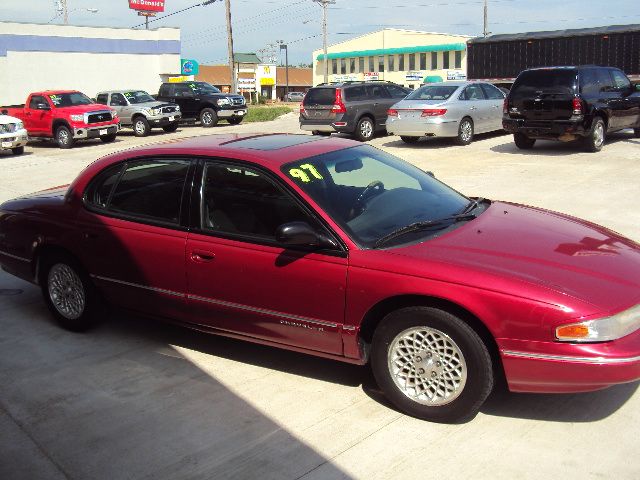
(26, 138), (124, 150)
(490, 131), (638, 156)
(380, 130), (509, 150)
(0, 151), (34, 158)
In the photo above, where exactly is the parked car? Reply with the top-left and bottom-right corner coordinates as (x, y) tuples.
(0, 91), (119, 149)
(286, 91), (305, 102)
(2, 134), (639, 423)
(96, 90), (181, 137)
(0, 113), (28, 155)
(156, 81), (247, 127)
(503, 66), (640, 152)
(386, 81), (506, 145)
(299, 81), (410, 141)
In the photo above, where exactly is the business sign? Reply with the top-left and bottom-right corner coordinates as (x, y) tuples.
(129, 0), (166, 13)
(405, 71), (423, 82)
(334, 74), (358, 82)
(447, 70), (467, 81)
(181, 59), (199, 76)
(363, 72), (379, 81)
(238, 78), (256, 92)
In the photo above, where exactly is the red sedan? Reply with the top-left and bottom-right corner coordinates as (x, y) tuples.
(1, 134), (639, 422)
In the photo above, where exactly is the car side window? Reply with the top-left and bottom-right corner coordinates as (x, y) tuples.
(596, 69), (615, 91)
(344, 86), (366, 101)
(96, 94), (109, 105)
(366, 85), (391, 99)
(202, 163), (320, 241)
(386, 85), (409, 99)
(91, 159), (190, 225)
(174, 85), (193, 97)
(610, 70), (631, 91)
(159, 84), (171, 97)
(110, 93), (127, 106)
(480, 83), (504, 100)
(460, 85), (486, 101)
(29, 95), (47, 109)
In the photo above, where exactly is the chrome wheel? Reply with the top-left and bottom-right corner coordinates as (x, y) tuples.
(202, 112), (213, 126)
(58, 129), (70, 145)
(593, 121), (604, 148)
(459, 120), (472, 143)
(388, 326), (467, 406)
(360, 119), (373, 139)
(134, 119), (147, 135)
(47, 263), (85, 320)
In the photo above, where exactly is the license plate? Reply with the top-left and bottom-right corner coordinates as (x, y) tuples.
(237, 110), (246, 116)
(168, 116), (175, 121)
(1, 142), (11, 148)
(99, 129), (108, 135)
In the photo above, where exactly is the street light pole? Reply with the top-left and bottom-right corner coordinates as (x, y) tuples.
(225, 0), (236, 94)
(61, 0), (68, 24)
(313, 0), (335, 84)
(279, 41), (289, 99)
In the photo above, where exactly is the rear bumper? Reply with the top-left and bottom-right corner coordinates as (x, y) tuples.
(299, 116), (353, 134)
(499, 332), (640, 393)
(386, 117), (459, 138)
(503, 117), (589, 139)
(73, 124), (119, 139)
(0, 129), (28, 149)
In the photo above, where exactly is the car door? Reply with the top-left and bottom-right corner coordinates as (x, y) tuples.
(609, 69), (640, 130)
(26, 95), (53, 136)
(185, 160), (347, 355)
(365, 84), (393, 128)
(75, 157), (193, 322)
(109, 93), (130, 124)
(173, 84), (199, 118)
(459, 84), (489, 133)
(480, 83), (506, 132)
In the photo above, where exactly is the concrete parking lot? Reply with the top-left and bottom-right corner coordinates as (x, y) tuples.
(1, 114), (639, 480)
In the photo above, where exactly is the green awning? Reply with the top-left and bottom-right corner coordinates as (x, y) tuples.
(423, 75), (443, 83)
(316, 43), (465, 61)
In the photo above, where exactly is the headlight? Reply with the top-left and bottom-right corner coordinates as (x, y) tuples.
(70, 114), (84, 122)
(151, 108), (162, 115)
(175, 105), (180, 111)
(217, 98), (231, 106)
(16, 122), (24, 130)
(556, 304), (640, 342)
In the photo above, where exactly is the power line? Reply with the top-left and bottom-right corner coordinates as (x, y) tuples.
(132, 1), (220, 29)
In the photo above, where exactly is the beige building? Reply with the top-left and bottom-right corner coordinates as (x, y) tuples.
(312, 29), (471, 88)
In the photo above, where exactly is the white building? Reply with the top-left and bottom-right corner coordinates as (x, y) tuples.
(0, 22), (181, 105)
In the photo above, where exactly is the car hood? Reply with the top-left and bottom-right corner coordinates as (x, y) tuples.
(56, 104), (113, 113)
(0, 114), (22, 124)
(129, 101), (174, 109)
(386, 201), (640, 314)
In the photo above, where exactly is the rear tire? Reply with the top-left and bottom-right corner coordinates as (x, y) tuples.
(355, 116), (375, 142)
(162, 123), (179, 133)
(12, 146), (25, 155)
(400, 136), (419, 144)
(40, 253), (102, 332)
(371, 306), (493, 423)
(455, 118), (474, 145)
(55, 125), (75, 149)
(583, 117), (605, 152)
(514, 132), (536, 149)
(200, 108), (218, 127)
(100, 133), (117, 143)
(133, 116), (151, 137)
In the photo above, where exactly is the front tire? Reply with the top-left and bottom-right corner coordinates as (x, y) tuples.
(584, 117), (605, 152)
(400, 136), (419, 144)
(633, 128), (640, 138)
(55, 125), (75, 149)
(40, 253), (102, 332)
(200, 108), (218, 127)
(162, 122), (179, 133)
(371, 306), (493, 423)
(456, 117), (474, 145)
(227, 116), (243, 125)
(12, 146), (25, 155)
(100, 133), (117, 143)
(354, 116), (375, 142)
(514, 132), (536, 149)
(133, 116), (151, 137)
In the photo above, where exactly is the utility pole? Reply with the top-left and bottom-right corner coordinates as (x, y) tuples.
(225, 0), (236, 94)
(313, 0), (335, 84)
(61, 0), (68, 24)
(483, 0), (489, 37)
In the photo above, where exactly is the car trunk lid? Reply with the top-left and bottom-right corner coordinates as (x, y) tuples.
(302, 87), (338, 120)
(508, 69), (578, 121)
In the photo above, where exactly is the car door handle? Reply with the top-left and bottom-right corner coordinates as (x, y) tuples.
(190, 250), (215, 262)
(470, 106), (477, 110)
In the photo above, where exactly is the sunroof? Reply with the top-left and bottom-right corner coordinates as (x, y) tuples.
(226, 135), (320, 151)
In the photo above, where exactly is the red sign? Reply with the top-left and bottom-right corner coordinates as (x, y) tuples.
(129, 0), (165, 13)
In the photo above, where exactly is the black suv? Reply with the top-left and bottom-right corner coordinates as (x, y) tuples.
(299, 81), (410, 141)
(503, 66), (640, 152)
(156, 81), (247, 127)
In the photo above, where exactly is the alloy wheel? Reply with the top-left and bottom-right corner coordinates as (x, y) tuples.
(47, 263), (85, 320)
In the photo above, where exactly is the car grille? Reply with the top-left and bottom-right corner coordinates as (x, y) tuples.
(87, 111), (113, 124)
(162, 105), (178, 114)
(1, 137), (16, 142)
(231, 97), (245, 106)
(0, 123), (18, 133)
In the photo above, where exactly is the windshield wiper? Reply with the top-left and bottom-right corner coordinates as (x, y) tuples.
(459, 197), (485, 215)
(374, 212), (477, 249)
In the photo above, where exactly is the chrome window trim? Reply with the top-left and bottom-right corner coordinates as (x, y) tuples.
(0, 250), (31, 262)
(502, 349), (640, 365)
(90, 274), (185, 298)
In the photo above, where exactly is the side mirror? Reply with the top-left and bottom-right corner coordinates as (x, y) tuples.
(36, 103), (50, 110)
(425, 171), (435, 178)
(275, 222), (337, 249)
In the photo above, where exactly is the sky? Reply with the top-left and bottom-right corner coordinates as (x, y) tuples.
(1, 0), (639, 66)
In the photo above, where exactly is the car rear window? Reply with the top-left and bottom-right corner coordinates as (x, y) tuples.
(303, 88), (336, 105)
(405, 85), (458, 100)
(510, 69), (577, 97)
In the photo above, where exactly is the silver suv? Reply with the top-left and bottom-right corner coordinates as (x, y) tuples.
(96, 90), (181, 137)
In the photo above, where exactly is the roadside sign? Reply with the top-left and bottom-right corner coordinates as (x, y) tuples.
(181, 59), (199, 76)
(129, 1), (165, 13)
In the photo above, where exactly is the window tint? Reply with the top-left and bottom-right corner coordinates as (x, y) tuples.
(366, 85), (391, 99)
(202, 163), (317, 240)
(386, 85), (408, 99)
(173, 84), (193, 97)
(406, 85), (458, 100)
(611, 70), (631, 90)
(510, 69), (577, 97)
(96, 94), (108, 105)
(480, 83), (505, 99)
(304, 88), (336, 105)
(461, 84), (485, 100)
(29, 95), (47, 109)
(580, 68), (613, 95)
(345, 86), (366, 101)
(85, 164), (123, 209)
(110, 93), (127, 106)
(159, 84), (171, 96)
(108, 160), (189, 224)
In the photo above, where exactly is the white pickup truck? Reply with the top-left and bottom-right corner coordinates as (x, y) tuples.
(0, 114), (28, 155)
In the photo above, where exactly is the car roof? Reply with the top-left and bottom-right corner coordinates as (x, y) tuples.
(33, 90), (81, 95)
(97, 90), (151, 94)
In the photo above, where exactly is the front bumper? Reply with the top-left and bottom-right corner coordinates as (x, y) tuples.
(73, 123), (119, 139)
(502, 117), (588, 139)
(499, 331), (640, 393)
(217, 107), (247, 118)
(146, 114), (181, 126)
(0, 128), (28, 149)
(386, 117), (459, 138)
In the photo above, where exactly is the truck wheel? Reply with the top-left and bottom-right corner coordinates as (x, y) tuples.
(162, 123), (179, 133)
(228, 117), (243, 125)
(133, 116), (151, 137)
(200, 108), (218, 127)
(514, 132), (535, 149)
(400, 136), (419, 144)
(100, 133), (117, 143)
(312, 130), (331, 137)
(583, 117), (605, 152)
(455, 118), (474, 145)
(12, 146), (25, 155)
(56, 125), (75, 149)
(371, 306), (493, 423)
(633, 128), (640, 138)
(355, 116), (375, 142)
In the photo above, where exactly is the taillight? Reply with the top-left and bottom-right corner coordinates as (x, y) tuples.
(299, 102), (305, 115)
(421, 109), (447, 117)
(331, 89), (346, 114)
(387, 109), (398, 117)
(503, 98), (508, 114)
(572, 97), (583, 115)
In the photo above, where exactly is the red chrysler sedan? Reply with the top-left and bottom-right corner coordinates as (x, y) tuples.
(1, 134), (639, 422)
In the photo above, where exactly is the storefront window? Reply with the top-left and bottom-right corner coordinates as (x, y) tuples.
(398, 54), (405, 71)
(409, 53), (415, 70)
(350, 57), (356, 73)
(431, 52), (438, 70)
(455, 51), (462, 69)
(443, 52), (450, 69)
(359, 57), (365, 73)
(378, 55), (385, 72)
(388, 55), (395, 72)
(369, 56), (375, 72)
(341, 58), (346, 74)
(420, 53), (426, 70)
(332, 59), (338, 75)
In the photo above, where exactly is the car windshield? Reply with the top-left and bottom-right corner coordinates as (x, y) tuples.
(188, 82), (222, 95)
(405, 85), (458, 100)
(48, 92), (93, 107)
(282, 145), (470, 248)
(124, 91), (155, 104)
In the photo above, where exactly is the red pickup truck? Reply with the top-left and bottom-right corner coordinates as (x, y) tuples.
(1, 91), (120, 149)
